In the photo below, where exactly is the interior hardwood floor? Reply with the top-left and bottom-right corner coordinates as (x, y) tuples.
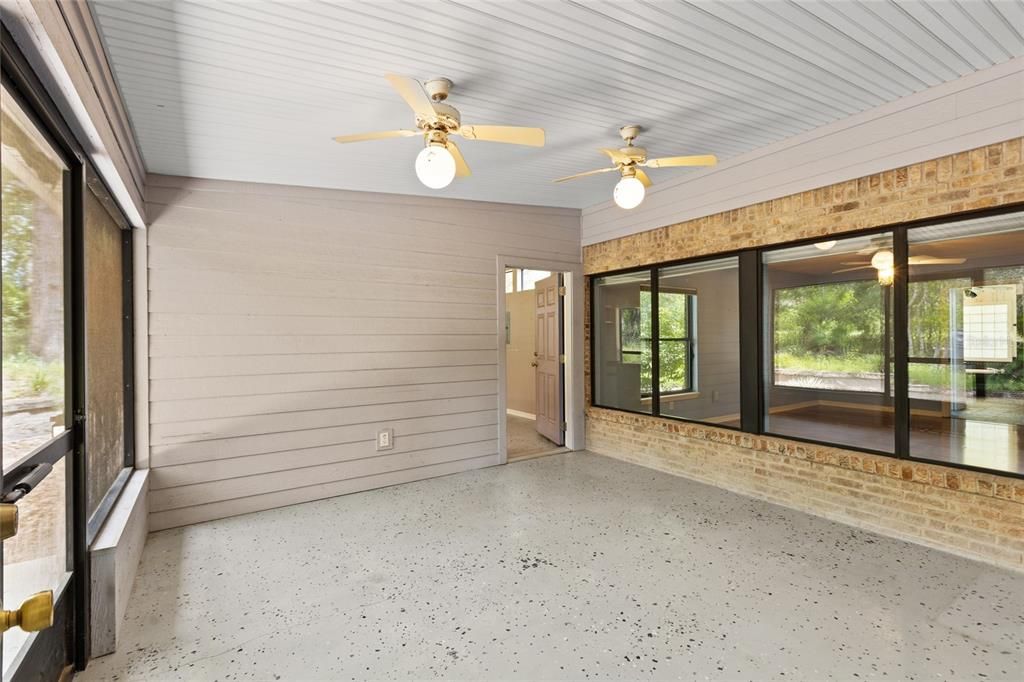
(766, 404), (1023, 475)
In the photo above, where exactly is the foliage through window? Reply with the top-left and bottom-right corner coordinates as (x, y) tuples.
(772, 280), (887, 393)
(616, 290), (693, 396)
(659, 290), (693, 394)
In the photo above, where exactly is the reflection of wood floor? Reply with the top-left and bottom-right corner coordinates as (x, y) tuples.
(766, 404), (1023, 476)
(507, 413), (564, 461)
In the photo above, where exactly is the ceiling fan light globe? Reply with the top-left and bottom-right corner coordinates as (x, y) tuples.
(870, 249), (894, 270)
(814, 240), (837, 251)
(613, 176), (645, 209)
(415, 145), (456, 189)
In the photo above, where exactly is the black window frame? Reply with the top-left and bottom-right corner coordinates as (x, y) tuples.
(588, 203), (1024, 481)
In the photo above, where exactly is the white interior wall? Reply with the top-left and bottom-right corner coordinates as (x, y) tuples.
(144, 175), (581, 529)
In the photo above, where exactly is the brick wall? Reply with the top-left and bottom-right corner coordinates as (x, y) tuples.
(583, 138), (1024, 571)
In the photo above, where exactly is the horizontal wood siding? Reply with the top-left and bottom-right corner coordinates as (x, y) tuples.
(145, 175), (580, 529)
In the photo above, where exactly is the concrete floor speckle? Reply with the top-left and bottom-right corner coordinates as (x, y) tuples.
(79, 452), (1024, 681)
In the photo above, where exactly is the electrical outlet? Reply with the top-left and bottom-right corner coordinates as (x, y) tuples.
(376, 428), (394, 451)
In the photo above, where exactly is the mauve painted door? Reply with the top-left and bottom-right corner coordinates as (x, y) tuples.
(534, 274), (564, 445)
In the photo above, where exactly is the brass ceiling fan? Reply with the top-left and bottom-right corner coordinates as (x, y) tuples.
(333, 74), (545, 189)
(554, 125), (717, 209)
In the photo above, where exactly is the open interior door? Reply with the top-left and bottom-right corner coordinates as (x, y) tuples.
(533, 274), (564, 446)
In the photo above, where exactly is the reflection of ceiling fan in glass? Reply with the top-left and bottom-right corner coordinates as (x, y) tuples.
(832, 248), (965, 286)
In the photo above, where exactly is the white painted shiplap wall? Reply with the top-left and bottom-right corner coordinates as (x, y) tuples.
(145, 175), (580, 530)
(582, 57), (1024, 246)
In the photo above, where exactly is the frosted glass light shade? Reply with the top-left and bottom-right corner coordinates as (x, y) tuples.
(613, 176), (645, 209)
(415, 145), (456, 189)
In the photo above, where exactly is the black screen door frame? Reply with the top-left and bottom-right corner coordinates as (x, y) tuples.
(2, 22), (137, 677)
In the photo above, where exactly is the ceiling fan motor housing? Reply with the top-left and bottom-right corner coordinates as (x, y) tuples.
(418, 101), (461, 133)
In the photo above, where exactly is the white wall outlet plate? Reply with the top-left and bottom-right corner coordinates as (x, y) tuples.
(376, 428), (394, 451)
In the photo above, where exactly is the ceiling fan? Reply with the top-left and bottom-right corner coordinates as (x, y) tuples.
(553, 126), (717, 209)
(333, 74), (545, 189)
(832, 244), (965, 286)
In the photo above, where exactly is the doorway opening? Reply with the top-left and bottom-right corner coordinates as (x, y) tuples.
(502, 266), (570, 461)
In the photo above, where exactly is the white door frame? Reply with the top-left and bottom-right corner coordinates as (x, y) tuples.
(496, 256), (585, 464)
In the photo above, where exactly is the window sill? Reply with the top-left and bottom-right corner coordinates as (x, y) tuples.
(642, 392), (700, 405)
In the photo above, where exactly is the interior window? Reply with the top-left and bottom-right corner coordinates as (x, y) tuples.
(908, 214), (1023, 475)
(659, 257), (740, 426)
(658, 289), (693, 395)
(762, 234), (895, 453)
(593, 270), (653, 414)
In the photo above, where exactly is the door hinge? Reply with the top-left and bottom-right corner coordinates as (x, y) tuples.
(559, 354), (566, 363)
(560, 421), (567, 431)
(558, 286), (566, 296)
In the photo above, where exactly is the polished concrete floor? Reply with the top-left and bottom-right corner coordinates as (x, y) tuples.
(80, 452), (1023, 681)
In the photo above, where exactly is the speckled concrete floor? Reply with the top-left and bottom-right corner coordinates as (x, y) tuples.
(79, 452), (1023, 681)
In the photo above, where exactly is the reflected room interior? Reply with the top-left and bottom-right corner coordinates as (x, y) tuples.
(908, 215), (1023, 475)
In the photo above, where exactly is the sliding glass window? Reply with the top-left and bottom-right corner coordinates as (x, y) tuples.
(658, 258), (741, 426)
(908, 214), (1023, 476)
(593, 270), (653, 413)
(762, 234), (895, 453)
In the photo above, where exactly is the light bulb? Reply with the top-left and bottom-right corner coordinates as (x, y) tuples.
(415, 145), (456, 189)
(613, 176), (645, 209)
(877, 266), (894, 286)
(870, 249), (894, 270)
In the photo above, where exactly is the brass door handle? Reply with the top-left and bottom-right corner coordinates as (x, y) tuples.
(0, 503), (17, 541)
(1, 591), (54, 633)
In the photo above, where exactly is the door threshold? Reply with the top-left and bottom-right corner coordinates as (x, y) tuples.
(507, 447), (569, 463)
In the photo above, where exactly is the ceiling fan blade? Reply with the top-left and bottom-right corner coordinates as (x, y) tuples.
(459, 125), (545, 147)
(333, 130), (420, 144)
(644, 154), (718, 169)
(445, 140), (471, 177)
(385, 73), (437, 120)
(908, 256), (966, 265)
(553, 167), (617, 183)
(838, 261), (871, 265)
(832, 265), (875, 274)
(599, 147), (630, 164)
(634, 168), (652, 188)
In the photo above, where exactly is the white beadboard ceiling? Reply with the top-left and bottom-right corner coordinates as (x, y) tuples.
(91, 0), (1024, 209)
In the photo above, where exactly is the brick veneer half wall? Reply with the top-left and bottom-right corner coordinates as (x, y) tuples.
(583, 138), (1024, 571)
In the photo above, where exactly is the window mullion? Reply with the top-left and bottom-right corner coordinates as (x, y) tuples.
(651, 267), (660, 417)
(893, 226), (910, 459)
